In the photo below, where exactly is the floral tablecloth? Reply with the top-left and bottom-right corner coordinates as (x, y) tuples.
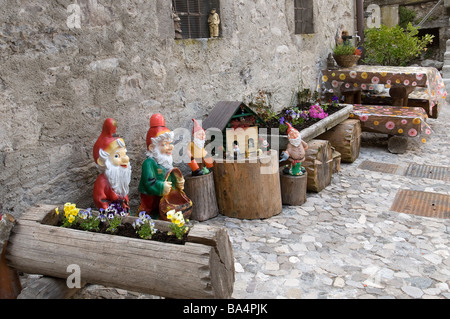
(350, 105), (432, 144)
(320, 66), (447, 116)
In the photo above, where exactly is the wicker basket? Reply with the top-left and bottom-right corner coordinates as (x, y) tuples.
(159, 168), (193, 221)
(333, 54), (360, 68)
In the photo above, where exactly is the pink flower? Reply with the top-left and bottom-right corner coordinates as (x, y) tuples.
(360, 115), (369, 122)
(385, 121), (395, 130)
(425, 128), (431, 135)
(416, 73), (424, 81)
(408, 128), (418, 137)
(371, 77), (380, 84)
(401, 119), (408, 125)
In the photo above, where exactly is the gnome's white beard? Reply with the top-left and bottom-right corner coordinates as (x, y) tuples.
(104, 159), (132, 197)
(193, 137), (205, 149)
(147, 146), (173, 171)
(289, 135), (302, 147)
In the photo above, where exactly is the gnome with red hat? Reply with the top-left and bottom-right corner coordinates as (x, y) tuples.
(92, 118), (131, 211)
(281, 123), (309, 176)
(186, 119), (214, 176)
(138, 113), (185, 218)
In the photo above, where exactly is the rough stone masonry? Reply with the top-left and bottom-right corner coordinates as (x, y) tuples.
(0, 0), (354, 218)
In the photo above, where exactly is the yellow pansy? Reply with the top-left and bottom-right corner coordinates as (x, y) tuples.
(55, 207), (59, 215)
(68, 215), (76, 224)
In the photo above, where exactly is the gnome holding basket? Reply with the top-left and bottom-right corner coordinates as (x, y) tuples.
(138, 113), (192, 221)
(92, 118), (131, 212)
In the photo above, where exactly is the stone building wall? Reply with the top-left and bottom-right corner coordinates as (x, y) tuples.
(0, 0), (354, 217)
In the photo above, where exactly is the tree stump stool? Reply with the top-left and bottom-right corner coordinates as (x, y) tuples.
(280, 172), (307, 206)
(317, 119), (361, 163)
(211, 150), (282, 219)
(184, 172), (219, 222)
(303, 140), (333, 193)
(387, 135), (409, 154)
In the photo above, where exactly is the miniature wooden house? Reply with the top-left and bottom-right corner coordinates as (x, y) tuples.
(203, 101), (262, 158)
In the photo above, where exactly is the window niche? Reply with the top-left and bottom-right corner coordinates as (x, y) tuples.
(294, 0), (315, 34)
(172, 0), (221, 39)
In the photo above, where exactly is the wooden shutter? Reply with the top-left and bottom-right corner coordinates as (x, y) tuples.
(294, 0), (314, 34)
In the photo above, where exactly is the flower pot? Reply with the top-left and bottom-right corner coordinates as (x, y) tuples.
(333, 54), (360, 68)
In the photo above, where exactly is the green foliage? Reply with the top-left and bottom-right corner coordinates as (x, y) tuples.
(363, 23), (434, 66)
(333, 43), (357, 56)
(399, 6), (417, 29)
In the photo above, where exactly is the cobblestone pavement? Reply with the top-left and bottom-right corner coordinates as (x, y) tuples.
(69, 103), (449, 300)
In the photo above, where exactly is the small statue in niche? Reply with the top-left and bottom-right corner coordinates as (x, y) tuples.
(208, 8), (220, 38)
(92, 118), (131, 212)
(187, 119), (214, 176)
(280, 123), (309, 176)
(172, 11), (182, 39)
(138, 113), (185, 218)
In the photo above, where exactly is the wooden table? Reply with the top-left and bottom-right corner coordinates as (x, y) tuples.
(320, 66), (447, 118)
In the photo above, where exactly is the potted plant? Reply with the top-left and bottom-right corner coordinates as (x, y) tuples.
(332, 43), (362, 68)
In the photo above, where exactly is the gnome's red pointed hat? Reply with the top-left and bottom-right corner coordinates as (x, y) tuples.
(192, 118), (204, 134)
(286, 122), (298, 135)
(93, 118), (125, 165)
(146, 113), (171, 148)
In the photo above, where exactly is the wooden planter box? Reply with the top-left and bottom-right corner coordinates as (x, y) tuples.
(275, 104), (354, 192)
(270, 104), (354, 150)
(5, 204), (235, 299)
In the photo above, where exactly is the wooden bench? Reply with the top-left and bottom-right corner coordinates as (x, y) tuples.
(349, 105), (432, 154)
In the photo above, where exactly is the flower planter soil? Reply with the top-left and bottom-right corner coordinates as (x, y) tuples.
(260, 103), (347, 133)
(56, 220), (187, 245)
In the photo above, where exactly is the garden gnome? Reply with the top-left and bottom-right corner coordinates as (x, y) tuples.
(187, 119), (214, 176)
(93, 118), (131, 212)
(208, 8), (220, 38)
(138, 113), (185, 218)
(281, 123), (309, 176)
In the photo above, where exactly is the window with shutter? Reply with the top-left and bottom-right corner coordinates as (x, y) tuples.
(172, 0), (221, 39)
(294, 0), (314, 34)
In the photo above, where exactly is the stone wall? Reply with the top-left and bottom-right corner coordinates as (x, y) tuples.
(0, 0), (354, 217)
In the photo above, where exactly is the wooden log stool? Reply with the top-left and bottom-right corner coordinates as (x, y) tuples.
(317, 119), (361, 163)
(303, 140), (333, 193)
(184, 172), (219, 222)
(211, 150), (282, 219)
(280, 172), (307, 206)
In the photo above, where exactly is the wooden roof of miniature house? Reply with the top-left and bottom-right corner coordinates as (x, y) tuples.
(203, 101), (261, 132)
